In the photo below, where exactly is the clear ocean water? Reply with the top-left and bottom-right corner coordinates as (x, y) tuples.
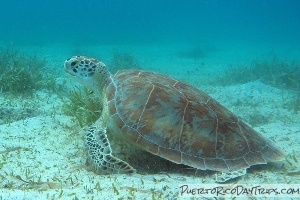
(0, 1), (300, 199)
(1, 0), (300, 46)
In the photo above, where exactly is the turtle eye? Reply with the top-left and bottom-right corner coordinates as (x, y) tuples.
(71, 61), (77, 66)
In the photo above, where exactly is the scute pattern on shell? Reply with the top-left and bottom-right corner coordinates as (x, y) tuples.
(106, 70), (283, 172)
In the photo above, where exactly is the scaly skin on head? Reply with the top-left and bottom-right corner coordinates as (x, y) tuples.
(64, 56), (111, 98)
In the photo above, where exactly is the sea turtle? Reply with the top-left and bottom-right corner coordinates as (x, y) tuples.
(64, 56), (284, 182)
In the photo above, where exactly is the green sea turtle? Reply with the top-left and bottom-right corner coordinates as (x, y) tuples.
(64, 56), (284, 182)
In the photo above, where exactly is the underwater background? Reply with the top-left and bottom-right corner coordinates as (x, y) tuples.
(0, 0), (300, 199)
(1, 0), (300, 81)
(1, 0), (300, 46)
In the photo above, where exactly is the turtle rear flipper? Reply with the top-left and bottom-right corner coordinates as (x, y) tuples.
(215, 169), (247, 183)
(85, 125), (136, 174)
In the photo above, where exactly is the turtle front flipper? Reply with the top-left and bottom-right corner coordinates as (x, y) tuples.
(85, 124), (136, 174)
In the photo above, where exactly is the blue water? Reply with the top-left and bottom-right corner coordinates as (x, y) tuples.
(1, 1), (300, 199)
(1, 0), (300, 46)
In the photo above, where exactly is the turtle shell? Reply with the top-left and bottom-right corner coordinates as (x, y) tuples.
(105, 70), (284, 172)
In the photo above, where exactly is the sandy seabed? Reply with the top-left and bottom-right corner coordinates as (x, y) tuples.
(0, 42), (299, 199)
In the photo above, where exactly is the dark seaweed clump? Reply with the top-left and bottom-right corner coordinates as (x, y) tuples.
(218, 57), (300, 113)
(218, 57), (300, 91)
(61, 87), (102, 127)
(0, 46), (57, 94)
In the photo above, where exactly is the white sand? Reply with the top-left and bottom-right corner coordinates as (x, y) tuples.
(0, 43), (299, 199)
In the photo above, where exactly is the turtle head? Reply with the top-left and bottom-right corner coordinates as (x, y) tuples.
(64, 56), (110, 95)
